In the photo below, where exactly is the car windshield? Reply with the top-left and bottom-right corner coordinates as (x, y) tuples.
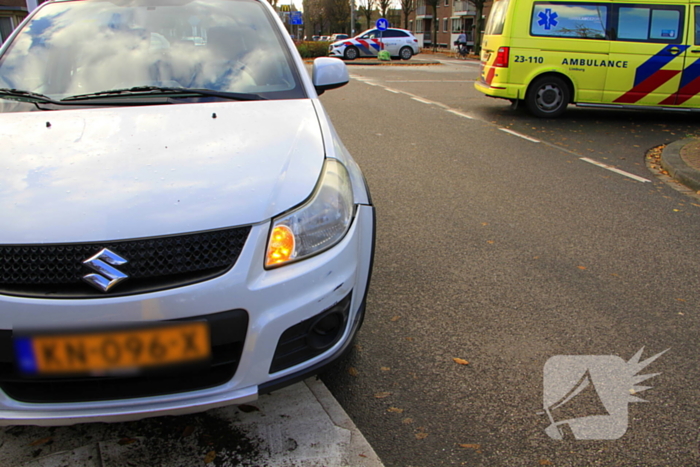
(0, 0), (304, 107)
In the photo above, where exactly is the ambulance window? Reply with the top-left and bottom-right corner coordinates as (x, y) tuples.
(650, 10), (680, 40)
(530, 3), (607, 39)
(696, 6), (700, 44)
(485, 0), (510, 35)
(617, 6), (683, 42)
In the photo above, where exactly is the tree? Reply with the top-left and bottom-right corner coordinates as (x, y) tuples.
(326, 0), (351, 33)
(472, 0), (487, 54)
(426, 0), (439, 50)
(400, 0), (414, 30)
(378, 0), (391, 20)
(304, 0), (327, 35)
(357, 0), (376, 29)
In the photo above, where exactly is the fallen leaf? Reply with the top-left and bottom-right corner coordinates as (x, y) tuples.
(679, 312), (685, 315)
(374, 391), (392, 399)
(577, 266), (586, 270)
(673, 209), (680, 212)
(481, 222), (488, 226)
(453, 358), (469, 365)
(238, 404), (260, 413)
(348, 367), (359, 377)
(359, 453), (367, 458)
(415, 432), (429, 440)
(402, 418), (413, 424)
(387, 407), (404, 413)
(181, 426), (195, 438)
(380, 366), (391, 371)
(405, 337), (414, 341)
(117, 438), (138, 446)
(29, 437), (53, 447)
(677, 298), (686, 302)
(390, 316), (401, 322)
(204, 451), (217, 464)
(539, 460), (553, 466)
(487, 240), (494, 244)
(459, 443), (481, 450)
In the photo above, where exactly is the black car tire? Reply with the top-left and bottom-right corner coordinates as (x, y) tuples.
(525, 75), (570, 118)
(344, 46), (359, 61)
(399, 46), (413, 60)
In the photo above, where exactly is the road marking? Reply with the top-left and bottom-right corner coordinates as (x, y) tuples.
(411, 97), (435, 105)
(446, 109), (474, 119)
(385, 80), (476, 83)
(499, 128), (541, 143)
(579, 157), (651, 183)
(351, 75), (652, 185)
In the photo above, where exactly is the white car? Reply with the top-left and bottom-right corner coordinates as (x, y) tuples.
(329, 28), (420, 60)
(0, 0), (374, 426)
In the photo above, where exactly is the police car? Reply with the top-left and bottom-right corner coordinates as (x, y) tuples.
(329, 28), (419, 60)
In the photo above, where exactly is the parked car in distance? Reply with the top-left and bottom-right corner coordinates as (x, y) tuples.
(329, 28), (419, 60)
(330, 33), (349, 41)
(0, 0), (374, 426)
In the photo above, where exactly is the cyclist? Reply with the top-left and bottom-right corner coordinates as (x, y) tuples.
(455, 30), (468, 57)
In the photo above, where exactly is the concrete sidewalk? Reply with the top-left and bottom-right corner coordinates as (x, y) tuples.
(1, 378), (384, 467)
(661, 139), (700, 193)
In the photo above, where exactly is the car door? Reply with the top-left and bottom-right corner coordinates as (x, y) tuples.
(603, 3), (687, 106)
(381, 30), (402, 55)
(668, 5), (700, 107)
(356, 29), (381, 57)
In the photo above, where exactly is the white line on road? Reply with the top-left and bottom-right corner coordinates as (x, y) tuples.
(446, 109), (474, 119)
(385, 80), (476, 83)
(499, 128), (541, 143)
(411, 97), (435, 105)
(384, 88), (401, 94)
(579, 157), (651, 183)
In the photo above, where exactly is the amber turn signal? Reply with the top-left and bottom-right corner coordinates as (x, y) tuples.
(266, 225), (295, 266)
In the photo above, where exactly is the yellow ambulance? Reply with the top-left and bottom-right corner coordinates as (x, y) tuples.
(475, 0), (700, 117)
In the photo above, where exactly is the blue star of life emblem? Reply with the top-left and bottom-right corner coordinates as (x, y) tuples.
(538, 9), (558, 30)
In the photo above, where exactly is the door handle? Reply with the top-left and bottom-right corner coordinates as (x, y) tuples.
(692, 49), (700, 53)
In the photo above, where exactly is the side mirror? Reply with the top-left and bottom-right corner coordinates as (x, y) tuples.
(312, 57), (349, 96)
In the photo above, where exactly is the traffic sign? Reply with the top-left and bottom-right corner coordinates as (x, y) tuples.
(376, 18), (388, 31)
(291, 11), (303, 25)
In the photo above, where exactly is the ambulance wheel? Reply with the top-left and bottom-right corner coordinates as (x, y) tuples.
(526, 76), (570, 118)
(400, 47), (413, 60)
(344, 46), (359, 61)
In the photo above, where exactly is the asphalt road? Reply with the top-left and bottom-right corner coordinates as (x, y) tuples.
(319, 58), (700, 466)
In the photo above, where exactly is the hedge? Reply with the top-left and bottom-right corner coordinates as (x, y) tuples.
(296, 41), (331, 59)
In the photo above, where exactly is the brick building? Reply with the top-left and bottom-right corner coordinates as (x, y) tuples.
(0, 0), (29, 43)
(406, 0), (492, 50)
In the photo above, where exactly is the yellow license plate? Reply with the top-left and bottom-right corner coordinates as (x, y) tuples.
(15, 322), (210, 376)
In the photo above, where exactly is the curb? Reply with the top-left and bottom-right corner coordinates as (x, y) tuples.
(661, 139), (700, 192)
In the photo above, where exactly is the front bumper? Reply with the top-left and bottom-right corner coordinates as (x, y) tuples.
(0, 204), (375, 426)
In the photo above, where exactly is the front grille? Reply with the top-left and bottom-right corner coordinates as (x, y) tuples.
(0, 309), (248, 403)
(0, 227), (251, 298)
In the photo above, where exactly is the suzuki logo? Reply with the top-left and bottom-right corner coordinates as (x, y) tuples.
(82, 248), (129, 292)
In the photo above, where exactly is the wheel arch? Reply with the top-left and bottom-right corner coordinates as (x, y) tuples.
(523, 71), (575, 103)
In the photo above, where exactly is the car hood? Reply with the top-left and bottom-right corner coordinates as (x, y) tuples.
(0, 100), (325, 244)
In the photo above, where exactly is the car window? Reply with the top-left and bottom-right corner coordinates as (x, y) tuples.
(0, 0), (305, 103)
(360, 29), (378, 39)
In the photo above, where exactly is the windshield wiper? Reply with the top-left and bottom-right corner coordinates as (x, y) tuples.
(0, 88), (61, 104)
(62, 86), (266, 102)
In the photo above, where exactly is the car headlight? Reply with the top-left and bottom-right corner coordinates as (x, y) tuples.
(265, 159), (354, 268)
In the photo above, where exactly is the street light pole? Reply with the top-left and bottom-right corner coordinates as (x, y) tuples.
(350, 0), (355, 36)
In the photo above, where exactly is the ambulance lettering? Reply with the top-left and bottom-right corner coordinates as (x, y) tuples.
(562, 58), (628, 68)
(614, 44), (689, 104)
